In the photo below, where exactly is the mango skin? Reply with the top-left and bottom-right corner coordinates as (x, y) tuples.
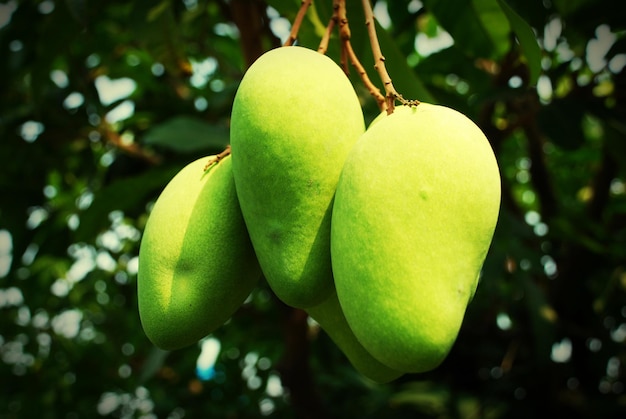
(230, 46), (365, 308)
(138, 155), (260, 350)
(331, 104), (501, 372)
(307, 290), (404, 383)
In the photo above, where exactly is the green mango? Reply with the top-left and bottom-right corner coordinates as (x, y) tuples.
(307, 290), (404, 383)
(138, 155), (260, 350)
(230, 46), (365, 308)
(331, 104), (501, 372)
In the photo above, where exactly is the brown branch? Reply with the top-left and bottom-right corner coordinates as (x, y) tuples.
(103, 126), (162, 165)
(361, 0), (419, 113)
(283, 0), (313, 46)
(230, 0), (267, 68)
(276, 304), (329, 419)
(335, 0), (350, 75)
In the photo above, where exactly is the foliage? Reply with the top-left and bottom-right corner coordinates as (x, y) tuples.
(1, 0), (625, 417)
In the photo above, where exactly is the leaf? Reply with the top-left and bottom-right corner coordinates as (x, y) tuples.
(142, 116), (230, 153)
(497, 0), (543, 86)
(422, 0), (498, 59)
(473, 0), (511, 57)
(146, 0), (170, 22)
(138, 347), (170, 384)
(129, 0), (190, 77)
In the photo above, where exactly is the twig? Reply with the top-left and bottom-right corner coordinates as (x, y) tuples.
(361, 0), (419, 113)
(335, 0), (350, 75)
(283, 0), (313, 46)
(203, 145), (231, 171)
(103, 126), (162, 165)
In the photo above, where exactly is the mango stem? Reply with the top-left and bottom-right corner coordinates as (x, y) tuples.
(203, 145), (231, 171)
(283, 0), (313, 47)
(322, 0), (386, 110)
(361, 0), (420, 114)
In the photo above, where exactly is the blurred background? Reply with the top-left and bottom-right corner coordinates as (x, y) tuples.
(1, 0), (625, 417)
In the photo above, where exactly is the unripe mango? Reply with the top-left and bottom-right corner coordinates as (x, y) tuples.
(230, 46), (365, 308)
(307, 290), (404, 383)
(331, 104), (501, 372)
(138, 155), (260, 350)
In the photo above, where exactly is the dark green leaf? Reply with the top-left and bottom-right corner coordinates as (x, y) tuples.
(498, 0), (543, 86)
(422, 0), (499, 59)
(142, 116), (230, 153)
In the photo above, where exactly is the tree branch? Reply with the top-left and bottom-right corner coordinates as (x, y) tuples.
(276, 304), (329, 419)
(230, 0), (268, 68)
(102, 126), (162, 165)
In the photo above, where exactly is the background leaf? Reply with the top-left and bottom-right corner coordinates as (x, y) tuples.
(142, 116), (230, 153)
(498, 0), (543, 86)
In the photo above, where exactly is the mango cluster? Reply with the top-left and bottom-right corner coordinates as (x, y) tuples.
(137, 46), (501, 383)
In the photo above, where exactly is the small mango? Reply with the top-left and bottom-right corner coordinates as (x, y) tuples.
(138, 154), (260, 350)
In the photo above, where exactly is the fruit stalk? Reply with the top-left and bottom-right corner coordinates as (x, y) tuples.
(343, 37), (386, 110)
(361, 0), (419, 113)
(283, 0), (313, 46)
(203, 144), (231, 170)
(335, 0), (350, 75)
(317, 14), (335, 54)
(321, 0), (386, 110)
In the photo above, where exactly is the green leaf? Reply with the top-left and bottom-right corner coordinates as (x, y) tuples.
(138, 347), (170, 384)
(142, 116), (230, 153)
(473, 0), (511, 57)
(422, 0), (498, 59)
(497, 0), (543, 86)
